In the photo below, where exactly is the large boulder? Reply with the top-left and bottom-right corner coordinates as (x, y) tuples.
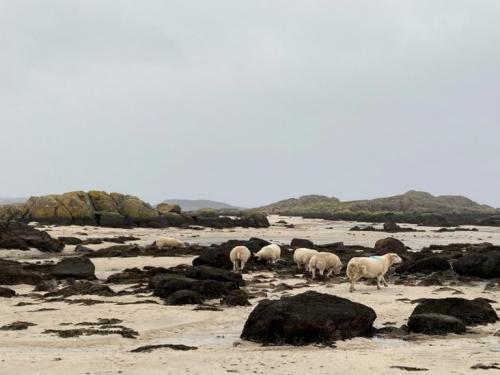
(184, 266), (243, 285)
(110, 193), (159, 223)
(0, 222), (64, 252)
(54, 191), (96, 225)
(241, 291), (376, 345)
(0, 204), (24, 221)
(410, 298), (498, 326)
(240, 212), (270, 228)
(453, 250), (500, 279)
(374, 237), (406, 254)
(408, 313), (466, 335)
(396, 256), (451, 274)
(50, 257), (96, 280)
(23, 195), (73, 225)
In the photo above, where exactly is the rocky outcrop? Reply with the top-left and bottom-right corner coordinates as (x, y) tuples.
(19, 191), (269, 229)
(410, 298), (498, 326)
(453, 250), (500, 279)
(241, 291), (376, 345)
(0, 287), (16, 298)
(0, 222), (64, 252)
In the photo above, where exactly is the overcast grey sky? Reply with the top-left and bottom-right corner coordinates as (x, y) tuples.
(1, 1), (499, 207)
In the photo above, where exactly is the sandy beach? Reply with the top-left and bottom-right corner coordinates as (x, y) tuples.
(1, 216), (499, 375)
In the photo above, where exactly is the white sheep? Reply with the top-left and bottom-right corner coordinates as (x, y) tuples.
(154, 236), (184, 249)
(293, 248), (318, 271)
(254, 244), (281, 263)
(346, 253), (402, 292)
(308, 252), (342, 279)
(229, 245), (251, 271)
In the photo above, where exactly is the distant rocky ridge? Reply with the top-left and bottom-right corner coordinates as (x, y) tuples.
(255, 190), (500, 226)
(161, 199), (244, 212)
(0, 191), (268, 229)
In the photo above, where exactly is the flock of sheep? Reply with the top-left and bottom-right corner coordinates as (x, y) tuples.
(154, 237), (403, 292)
(231, 243), (403, 292)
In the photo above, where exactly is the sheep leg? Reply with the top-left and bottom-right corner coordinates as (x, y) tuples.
(382, 276), (389, 287)
(232, 261), (237, 272)
(326, 269), (333, 278)
(349, 279), (356, 292)
(311, 268), (316, 279)
(240, 261), (246, 270)
(376, 276), (382, 289)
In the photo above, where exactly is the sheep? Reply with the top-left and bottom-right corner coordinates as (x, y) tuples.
(308, 252), (342, 279)
(346, 253), (402, 292)
(254, 244), (281, 263)
(293, 248), (319, 271)
(229, 245), (252, 271)
(154, 236), (184, 249)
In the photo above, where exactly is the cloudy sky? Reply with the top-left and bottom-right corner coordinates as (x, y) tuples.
(1, 1), (499, 207)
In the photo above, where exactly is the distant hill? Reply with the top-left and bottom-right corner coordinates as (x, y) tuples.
(0, 197), (27, 204)
(161, 199), (244, 212)
(256, 190), (498, 216)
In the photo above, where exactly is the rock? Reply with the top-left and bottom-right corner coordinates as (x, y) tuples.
(192, 238), (270, 269)
(383, 222), (400, 232)
(130, 344), (197, 352)
(184, 266), (243, 286)
(167, 290), (203, 305)
(240, 212), (270, 228)
(157, 203), (182, 214)
(0, 259), (46, 285)
(390, 366), (429, 372)
(374, 237), (406, 254)
(74, 245), (94, 254)
(471, 363), (500, 370)
(453, 250), (500, 279)
(0, 286), (16, 298)
(0, 204), (24, 221)
(350, 225), (376, 231)
(290, 238), (314, 249)
(241, 291), (376, 345)
(110, 192), (159, 223)
(396, 256), (451, 274)
(150, 274), (239, 300)
(51, 257), (96, 280)
(0, 321), (37, 331)
(221, 289), (250, 306)
(410, 298), (498, 326)
(58, 236), (83, 245)
(46, 281), (115, 297)
(0, 222), (64, 252)
(408, 313), (466, 335)
(34, 279), (58, 292)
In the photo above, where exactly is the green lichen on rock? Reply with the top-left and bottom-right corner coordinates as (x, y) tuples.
(110, 193), (159, 220)
(88, 190), (120, 213)
(156, 203), (181, 214)
(23, 195), (73, 224)
(56, 191), (96, 224)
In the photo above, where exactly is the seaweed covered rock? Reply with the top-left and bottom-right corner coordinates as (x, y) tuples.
(167, 290), (202, 305)
(408, 313), (466, 335)
(192, 238), (270, 269)
(453, 250), (500, 279)
(0, 222), (64, 252)
(50, 257), (96, 280)
(374, 237), (406, 255)
(396, 256), (451, 274)
(410, 298), (498, 326)
(241, 291), (376, 345)
(150, 274), (238, 300)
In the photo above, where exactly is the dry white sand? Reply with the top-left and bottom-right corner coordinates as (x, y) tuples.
(1, 217), (499, 374)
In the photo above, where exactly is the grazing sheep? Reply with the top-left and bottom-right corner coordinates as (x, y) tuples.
(254, 244), (281, 263)
(229, 245), (251, 271)
(346, 253), (402, 292)
(308, 252), (342, 279)
(293, 248), (319, 271)
(154, 236), (184, 249)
